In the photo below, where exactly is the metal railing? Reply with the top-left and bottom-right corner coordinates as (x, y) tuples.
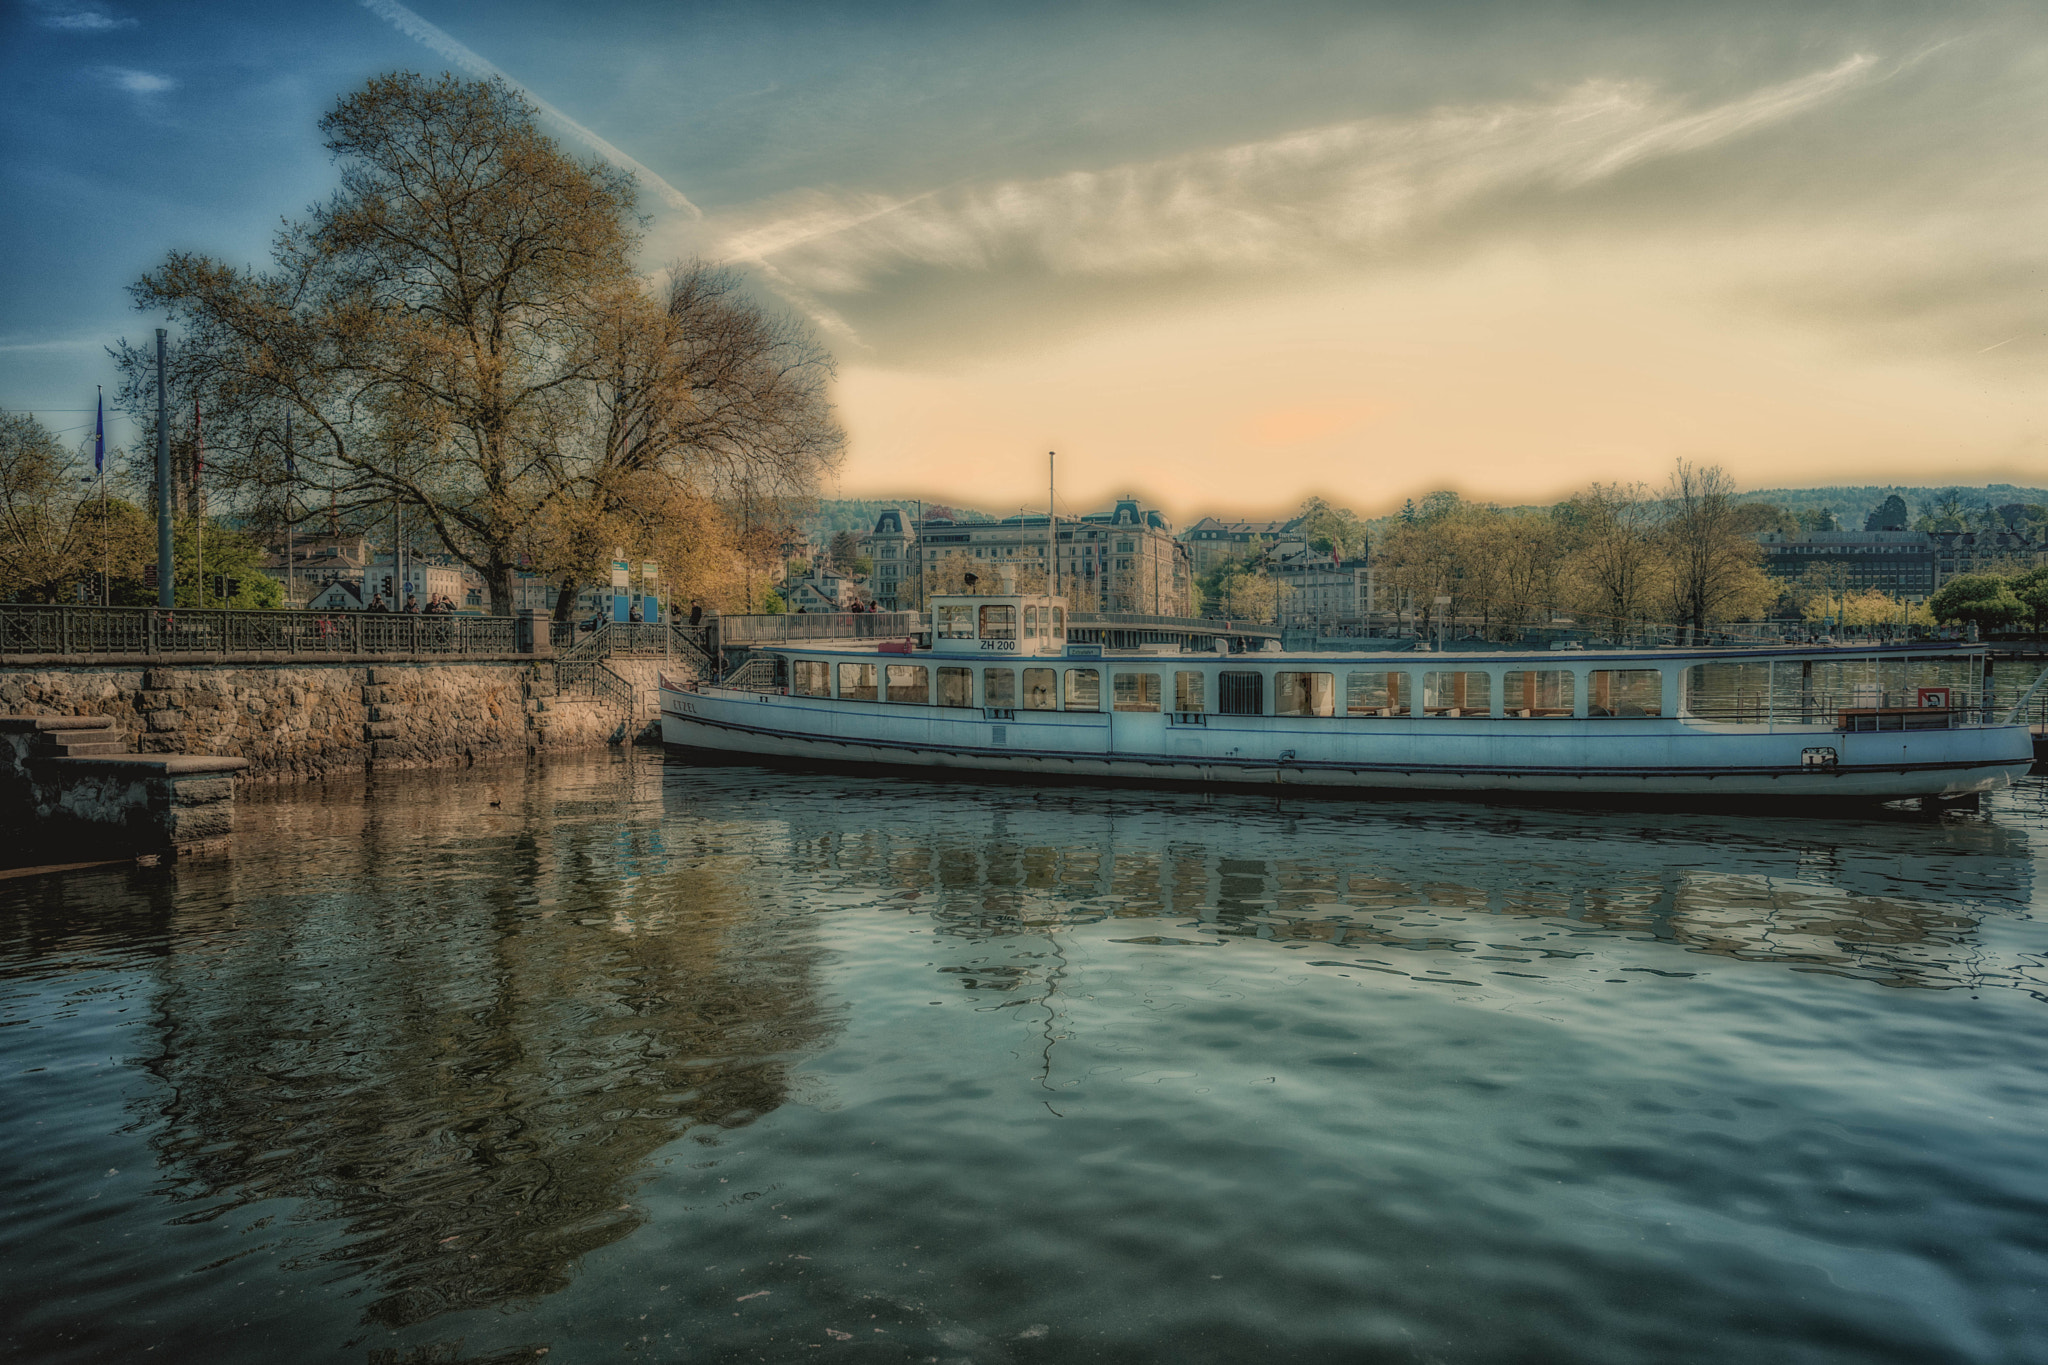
(557, 621), (672, 660)
(717, 657), (783, 692)
(0, 604), (517, 658)
(716, 611), (923, 644)
(555, 659), (634, 713)
(1073, 611), (1284, 640)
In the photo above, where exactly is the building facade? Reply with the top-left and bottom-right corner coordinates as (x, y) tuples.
(1755, 529), (2047, 599)
(1179, 516), (1306, 575)
(863, 498), (1193, 615)
(1267, 544), (1373, 623)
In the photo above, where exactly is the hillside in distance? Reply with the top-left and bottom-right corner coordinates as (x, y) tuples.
(1740, 484), (2048, 520)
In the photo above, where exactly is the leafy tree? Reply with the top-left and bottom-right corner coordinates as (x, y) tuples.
(0, 411), (160, 602)
(1212, 564), (1278, 621)
(120, 73), (841, 615)
(1730, 501), (1796, 535)
(165, 517), (285, 609)
(1295, 496), (1368, 559)
(1864, 494), (1911, 531)
(1417, 490), (1461, 523)
(2009, 566), (2048, 635)
(1927, 574), (2026, 631)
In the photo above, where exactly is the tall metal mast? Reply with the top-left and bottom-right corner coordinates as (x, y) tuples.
(1048, 450), (1056, 601)
(154, 329), (172, 608)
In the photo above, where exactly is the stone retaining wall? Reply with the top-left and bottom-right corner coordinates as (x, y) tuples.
(0, 655), (686, 784)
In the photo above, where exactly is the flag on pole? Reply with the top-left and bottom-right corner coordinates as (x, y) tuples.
(93, 389), (104, 474)
(284, 412), (296, 479)
(192, 395), (203, 485)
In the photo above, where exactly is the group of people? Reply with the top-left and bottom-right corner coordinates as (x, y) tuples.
(361, 591), (461, 614)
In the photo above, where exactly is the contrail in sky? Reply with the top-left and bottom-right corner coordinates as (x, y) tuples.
(355, 0), (703, 220)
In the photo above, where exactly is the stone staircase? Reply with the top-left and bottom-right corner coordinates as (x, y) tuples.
(27, 715), (128, 758)
(0, 714), (246, 858)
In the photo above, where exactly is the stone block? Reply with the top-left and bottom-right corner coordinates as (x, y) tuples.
(370, 738), (410, 760)
(366, 720), (400, 739)
(170, 776), (235, 806)
(145, 709), (183, 733)
(362, 686), (392, 705)
(144, 668), (176, 690)
(369, 704), (400, 722)
(166, 803), (233, 841)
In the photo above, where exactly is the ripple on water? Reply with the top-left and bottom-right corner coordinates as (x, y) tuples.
(1, 753), (2046, 1363)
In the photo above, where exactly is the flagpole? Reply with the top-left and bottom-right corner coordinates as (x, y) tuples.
(95, 387), (107, 607)
(155, 330), (172, 609)
(284, 411), (295, 610)
(193, 394), (203, 608)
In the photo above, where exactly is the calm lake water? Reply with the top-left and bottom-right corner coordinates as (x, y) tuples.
(5, 751), (2048, 1364)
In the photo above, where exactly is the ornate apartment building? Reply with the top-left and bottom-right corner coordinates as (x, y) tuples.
(862, 498), (1194, 615)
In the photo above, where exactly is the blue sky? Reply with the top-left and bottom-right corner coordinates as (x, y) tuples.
(7, 0), (2048, 517)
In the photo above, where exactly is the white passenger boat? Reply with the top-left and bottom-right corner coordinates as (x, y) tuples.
(659, 593), (2036, 801)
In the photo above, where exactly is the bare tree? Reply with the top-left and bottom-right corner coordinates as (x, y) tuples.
(1661, 460), (1769, 641)
(1562, 482), (1662, 638)
(117, 74), (842, 614)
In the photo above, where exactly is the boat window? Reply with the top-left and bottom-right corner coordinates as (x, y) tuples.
(937, 667), (974, 708)
(980, 605), (1016, 641)
(1114, 672), (1162, 712)
(1053, 607), (1065, 640)
(1024, 605), (1040, 640)
(837, 662), (878, 702)
(1346, 671), (1408, 716)
(1065, 669), (1101, 711)
(1175, 671), (1207, 713)
(792, 659), (832, 697)
(937, 604), (975, 639)
(1592, 669), (1663, 718)
(1219, 671), (1264, 716)
(1023, 668), (1058, 710)
(1503, 669), (1575, 717)
(985, 668), (1017, 708)
(885, 664), (929, 705)
(1422, 671), (1492, 717)
(1275, 672), (1336, 717)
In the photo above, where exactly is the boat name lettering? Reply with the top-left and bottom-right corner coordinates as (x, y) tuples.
(979, 640), (1019, 653)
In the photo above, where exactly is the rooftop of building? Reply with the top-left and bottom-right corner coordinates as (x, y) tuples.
(870, 497), (1174, 535)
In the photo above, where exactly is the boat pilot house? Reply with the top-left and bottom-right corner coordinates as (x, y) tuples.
(662, 593), (2033, 801)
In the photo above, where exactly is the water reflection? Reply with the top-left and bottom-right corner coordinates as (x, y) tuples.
(746, 771), (2041, 999)
(6, 754), (2048, 1362)
(132, 759), (836, 1329)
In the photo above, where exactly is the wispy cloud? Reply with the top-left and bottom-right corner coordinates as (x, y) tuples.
(355, 0), (702, 220)
(96, 66), (173, 96)
(27, 0), (135, 31)
(716, 55), (1878, 297)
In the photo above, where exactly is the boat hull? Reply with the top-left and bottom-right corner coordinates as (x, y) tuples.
(658, 687), (2032, 801)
